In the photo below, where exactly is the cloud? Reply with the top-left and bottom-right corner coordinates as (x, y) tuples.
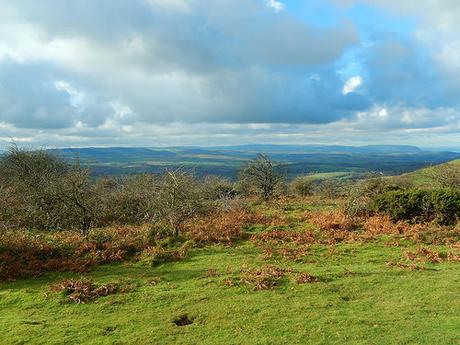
(0, 0), (359, 128)
(342, 76), (363, 94)
(0, 0), (459, 147)
(266, 0), (285, 12)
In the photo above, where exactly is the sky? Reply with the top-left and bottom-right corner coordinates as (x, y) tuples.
(0, 0), (460, 149)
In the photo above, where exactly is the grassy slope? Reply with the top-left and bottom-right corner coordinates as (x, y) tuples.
(1, 236), (459, 343)
(397, 159), (460, 187)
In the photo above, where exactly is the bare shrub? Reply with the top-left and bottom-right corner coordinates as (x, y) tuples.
(98, 174), (157, 225)
(0, 146), (99, 235)
(202, 175), (236, 201)
(153, 169), (208, 236)
(317, 178), (344, 199)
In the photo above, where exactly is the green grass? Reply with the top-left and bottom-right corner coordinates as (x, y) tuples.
(1, 239), (459, 345)
(399, 159), (460, 188)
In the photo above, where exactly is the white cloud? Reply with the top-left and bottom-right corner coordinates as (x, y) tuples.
(266, 0), (285, 12)
(342, 76), (363, 94)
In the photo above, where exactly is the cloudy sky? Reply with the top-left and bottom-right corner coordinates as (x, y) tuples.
(1, 0), (460, 148)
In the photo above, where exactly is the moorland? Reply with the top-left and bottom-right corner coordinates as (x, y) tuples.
(0, 147), (459, 345)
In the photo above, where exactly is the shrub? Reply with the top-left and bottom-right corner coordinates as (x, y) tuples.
(202, 176), (237, 201)
(0, 146), (99, 235)
(343, 176), (399, 218)
(424, 163), (460, 189)
(98, 174), (157, 225)
(316, 179), (344, 199)
(373, 189), (460, 225)
(153, 169), (209, 236)
(290, 175), (315, 197)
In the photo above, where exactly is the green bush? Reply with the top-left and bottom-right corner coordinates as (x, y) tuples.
(373, 189), (460, 225)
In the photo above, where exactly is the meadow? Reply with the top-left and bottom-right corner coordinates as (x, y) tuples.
(1, 149), (459, 345)
(1, 196), (459, 345)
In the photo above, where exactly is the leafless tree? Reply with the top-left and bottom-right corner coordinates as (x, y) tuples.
(238, 154), (283, 201)
(153, 169), (207, 236)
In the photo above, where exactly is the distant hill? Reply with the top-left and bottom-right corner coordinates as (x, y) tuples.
(45, 145), (460, 179)
(201, 144), (423, 154)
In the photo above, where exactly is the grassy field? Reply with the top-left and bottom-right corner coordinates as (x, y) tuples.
(1, 198), (459, 345)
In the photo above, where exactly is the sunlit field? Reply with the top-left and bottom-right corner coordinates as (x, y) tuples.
(2, 196), (459, 345)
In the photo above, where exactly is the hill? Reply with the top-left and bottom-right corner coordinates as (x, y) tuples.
(395, 159), (460, 188)
(50, 145), (460, 179)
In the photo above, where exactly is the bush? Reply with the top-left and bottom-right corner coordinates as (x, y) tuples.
(343, 176), (402, 218)
(317, 178), (344, 198)
(0, 146), (99, 235)
(202, 176), (237, 201)
(289, 175), (315, 197)
(98, 174), (157, 226)
(153, 169), (209, 236)
(373, 189), (460, 225)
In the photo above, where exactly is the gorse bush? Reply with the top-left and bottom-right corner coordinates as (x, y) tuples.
(373, 189), (460, 225)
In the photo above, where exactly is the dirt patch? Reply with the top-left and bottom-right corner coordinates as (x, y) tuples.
(173, 314), (194, 326)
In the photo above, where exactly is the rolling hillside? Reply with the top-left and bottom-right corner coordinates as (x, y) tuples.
(50, 145), (460, 179)
(395, 159), (460, 188)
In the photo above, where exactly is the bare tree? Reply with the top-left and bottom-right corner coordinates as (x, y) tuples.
(55, 167), (97, 236)
(0, 145), (98, 235)
(153, 169), (206, 236)
(238, 154), (283, 201)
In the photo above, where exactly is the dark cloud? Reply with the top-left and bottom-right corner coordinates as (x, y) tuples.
(0, 0), (459, 146)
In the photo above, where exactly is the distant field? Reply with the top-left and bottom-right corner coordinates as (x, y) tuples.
(52, 146), (460, 179)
